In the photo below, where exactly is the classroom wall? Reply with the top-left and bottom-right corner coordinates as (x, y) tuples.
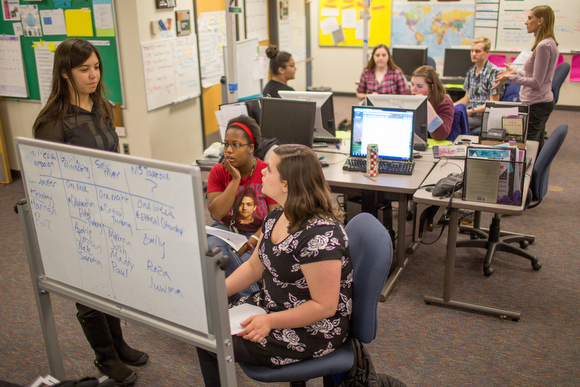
(0, 0), (204, 173)
(308, 0), (580, 108)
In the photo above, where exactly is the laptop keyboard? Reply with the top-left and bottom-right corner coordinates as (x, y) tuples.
(342, 158), (415, 175)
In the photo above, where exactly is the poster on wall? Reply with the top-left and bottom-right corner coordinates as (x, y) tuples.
(318, 0), (391, 47)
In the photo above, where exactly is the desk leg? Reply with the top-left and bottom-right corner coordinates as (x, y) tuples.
(379, 193), (409, 302)
(424, 208), (521, 320)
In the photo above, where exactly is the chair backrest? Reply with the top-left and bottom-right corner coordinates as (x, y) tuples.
(501, 82), (521, 102)
(344, 213), (393, 344)
(531, 123), (568, 201)
(447, 103), (470, 141)
(551, 62), (570, 105)
(427, 56), (436, 70)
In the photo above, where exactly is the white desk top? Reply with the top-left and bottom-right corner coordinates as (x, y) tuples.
(413, 141), (538, 216)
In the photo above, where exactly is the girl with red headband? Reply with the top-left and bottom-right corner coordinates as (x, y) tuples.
(206, 115), (278, 301)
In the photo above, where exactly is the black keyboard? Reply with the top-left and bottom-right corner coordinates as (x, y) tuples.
(342, 158), (414, 175)
(414, 142), (428, 151)
(313, 135), (342, 144)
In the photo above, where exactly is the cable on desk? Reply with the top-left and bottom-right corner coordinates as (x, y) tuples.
(439, 157), (464, 173)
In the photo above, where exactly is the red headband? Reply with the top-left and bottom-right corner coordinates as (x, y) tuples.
(231, 122), (254, 145)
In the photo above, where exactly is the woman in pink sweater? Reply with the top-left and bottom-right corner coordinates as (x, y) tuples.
(493, 5), (559, 147)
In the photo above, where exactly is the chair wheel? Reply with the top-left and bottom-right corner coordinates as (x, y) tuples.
(532, 262), (542, 271)
(484, 267), (494, 276)
(520, 240), (530, 249)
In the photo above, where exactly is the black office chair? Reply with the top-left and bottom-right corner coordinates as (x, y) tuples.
(427, 56), (436, 70)
(457, 123), (568, 276)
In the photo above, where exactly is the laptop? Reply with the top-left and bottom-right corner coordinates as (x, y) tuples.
(343, 106), (415, 175)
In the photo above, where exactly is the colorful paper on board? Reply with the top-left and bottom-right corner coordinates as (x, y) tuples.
(64, 8), (93, 37)
(570, 55), (580, 82)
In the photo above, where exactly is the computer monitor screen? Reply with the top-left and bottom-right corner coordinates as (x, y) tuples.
(365, 94), (428, 142)
(392, 46), (428, 77)
(350, 106), (415, 162)
(443, 48), (472, 78)
(278, 91), (336, 136)
(260, 98), (316, 147)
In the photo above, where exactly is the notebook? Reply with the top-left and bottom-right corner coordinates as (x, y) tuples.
(344, 106), (415, 175)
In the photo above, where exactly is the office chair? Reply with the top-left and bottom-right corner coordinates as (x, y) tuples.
(551, 62), (570, 105)
(457, 123), (568, 276)
(427, 56), (436, 70)
(446, 103), (470, 141)
(501, 82), (521, 103)
(238, 213), (393, 386)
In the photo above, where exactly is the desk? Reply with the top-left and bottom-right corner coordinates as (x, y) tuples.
(317, 150), (436, 301)
(413, 141), (538, 319)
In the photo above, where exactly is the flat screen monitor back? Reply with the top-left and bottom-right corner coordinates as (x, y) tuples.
(392, 47), (428, 77)
(260, 98), (316, 147)
(366, 94), (428, 142)
(278, 91), (336, 136)
(443, 48), (472, 77)
(219, 98), (262, 126)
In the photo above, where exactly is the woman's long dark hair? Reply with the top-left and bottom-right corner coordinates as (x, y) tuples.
(33, 38), (112, 135)
(274, 145), (337, 233)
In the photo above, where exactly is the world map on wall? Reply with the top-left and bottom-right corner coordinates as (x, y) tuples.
(392, 4), (475, 61)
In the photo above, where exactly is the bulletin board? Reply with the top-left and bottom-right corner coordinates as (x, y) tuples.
(318, 0), (391, 47)
(0, 0), (124, 105)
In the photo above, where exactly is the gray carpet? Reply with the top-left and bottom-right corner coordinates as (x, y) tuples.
(1, 108), (579, 386)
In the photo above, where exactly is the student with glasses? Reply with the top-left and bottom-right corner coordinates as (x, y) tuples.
(262, 44), (296, 98)
(207, 116), (278, 301)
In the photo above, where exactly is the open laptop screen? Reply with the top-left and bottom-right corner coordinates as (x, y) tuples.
(351, 106), (415, 162)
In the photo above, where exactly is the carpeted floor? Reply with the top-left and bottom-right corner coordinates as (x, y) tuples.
(1, 106), (579, 386)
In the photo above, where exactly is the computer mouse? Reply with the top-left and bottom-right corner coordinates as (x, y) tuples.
(319, 160), (329, 168)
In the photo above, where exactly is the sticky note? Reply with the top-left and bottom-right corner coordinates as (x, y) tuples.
(65, 8), (94, 37)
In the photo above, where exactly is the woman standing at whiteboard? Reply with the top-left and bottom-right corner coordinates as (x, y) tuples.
(262, 44), (296, 98)
(197, 145), (352, 386)
(33, 38), (147, 386)
(356, 44), (408, 99)
(493, 5), (558, 148)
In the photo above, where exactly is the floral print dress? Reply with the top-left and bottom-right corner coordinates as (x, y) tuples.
(237, 207), (353, 367)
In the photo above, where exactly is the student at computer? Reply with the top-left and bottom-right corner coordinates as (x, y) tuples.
(197, 144), (353, 386)
(493, 5), (558, 147)
(356, 44), (408, 99)
(207, 116), (278, 301)
(454, 37), (504, 132)
(411, 65), (455, 141)
(262, 44), (296, 98)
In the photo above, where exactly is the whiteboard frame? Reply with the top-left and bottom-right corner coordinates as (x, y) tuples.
(15, 137), (236, 386)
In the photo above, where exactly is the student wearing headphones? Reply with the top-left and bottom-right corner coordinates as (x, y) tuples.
(493, 5), (559, 147)
(356, 44), (408, 99)
(262, 44), (296, 98)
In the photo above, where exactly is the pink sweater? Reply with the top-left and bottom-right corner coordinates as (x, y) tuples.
(509, 38), (558, 105)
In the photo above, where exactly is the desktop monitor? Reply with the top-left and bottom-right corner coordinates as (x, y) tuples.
(260, 98), (316, 147)
(365, 94), (428, 143)
(391, 46), (428, 78)
(350, 105), (415, 162)
(278, 90), (336, 137)
(219, 97), (262, 126)
(443, 47), (473, 78)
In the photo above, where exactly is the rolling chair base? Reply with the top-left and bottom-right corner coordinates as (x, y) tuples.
(457, 214), (541, 276)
